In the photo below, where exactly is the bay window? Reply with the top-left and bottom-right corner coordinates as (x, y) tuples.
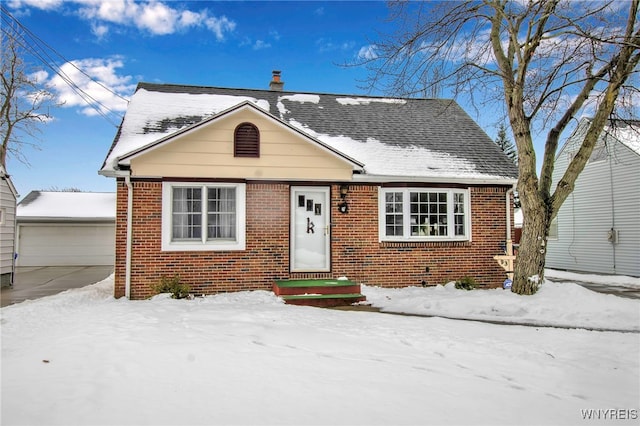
(379, 188), (470, 241)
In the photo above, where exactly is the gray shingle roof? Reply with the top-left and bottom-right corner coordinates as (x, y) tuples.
(101, 82), (518, 182)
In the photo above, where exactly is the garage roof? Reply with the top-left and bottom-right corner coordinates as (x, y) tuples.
(17, 191), (116, 222)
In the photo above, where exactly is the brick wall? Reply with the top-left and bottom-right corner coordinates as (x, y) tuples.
(114, 180), (511, 299)
(330, 184), (510, 288)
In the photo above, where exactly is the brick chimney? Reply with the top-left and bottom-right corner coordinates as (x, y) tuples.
(269, 70), (284, 91)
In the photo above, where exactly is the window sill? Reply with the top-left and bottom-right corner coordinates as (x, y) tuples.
(380, 240), (471, 249)
(161, 240), (245, 252)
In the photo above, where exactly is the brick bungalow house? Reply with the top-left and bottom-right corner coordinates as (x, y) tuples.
(100, 72), (518, 300)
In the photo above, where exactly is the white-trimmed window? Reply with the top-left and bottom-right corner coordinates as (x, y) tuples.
(379, 188), (471, 241)
(162, 182), (246, 251)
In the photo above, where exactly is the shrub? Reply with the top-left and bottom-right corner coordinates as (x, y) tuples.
(454, 276), (477, 291)
(151, 275), (191, 299)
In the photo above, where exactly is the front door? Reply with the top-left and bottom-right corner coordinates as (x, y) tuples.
(291, 186), (330, 272)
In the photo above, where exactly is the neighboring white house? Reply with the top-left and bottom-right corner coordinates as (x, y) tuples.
(16, 191), (116, 267)
(513, 207), (523, 245)
(1, 165), (19, 287)
(546, 118), (640, 277)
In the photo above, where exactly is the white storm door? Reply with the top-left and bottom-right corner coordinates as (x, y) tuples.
(291, 186), (331, 272)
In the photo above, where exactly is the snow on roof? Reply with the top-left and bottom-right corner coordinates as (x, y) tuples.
(103, 89), (270, 171)
(279, 94), (320, 104)
(275, 94), (320, 118)
(288, 120), (506, 180)
(336, 97), (407, 106)
(101, 83), (519, 183)
(17, 191), (116, 221)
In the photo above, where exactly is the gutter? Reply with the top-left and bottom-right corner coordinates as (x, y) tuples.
(16, 217), (115, 223)
(351, 173), (518, 186)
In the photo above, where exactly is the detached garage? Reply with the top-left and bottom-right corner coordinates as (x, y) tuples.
(16, 191), (116, 267)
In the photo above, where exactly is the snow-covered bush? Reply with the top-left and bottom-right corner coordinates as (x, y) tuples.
(151, 275), (191, 299)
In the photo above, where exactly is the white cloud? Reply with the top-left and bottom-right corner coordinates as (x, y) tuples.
(252, 40), (271, 50)
(240, 30), (279, 51)
(46, 57), (135, 117)
(91, 22), (109, 39)
(77, 0), (130, 24)
(134, 1), (177, 35)
(179, 10), (201, 27)
(269, 30), (281, 41)
(29, 70), (49, 85)
(204, 15), (236, 40)
(317, 38), (356, 53)
(357, 44), (378, 60)
(7, 0), (63, 10)
(8, 0), (237, 39)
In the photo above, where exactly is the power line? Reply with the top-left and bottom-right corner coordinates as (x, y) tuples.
(0, 26), (122, 126)
(1, 5), (129, 127)
(0, 8), (125, 125)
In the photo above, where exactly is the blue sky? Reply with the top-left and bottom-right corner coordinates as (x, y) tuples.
(3, 0), (507, 197)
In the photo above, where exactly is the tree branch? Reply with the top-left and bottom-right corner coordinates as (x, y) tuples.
(550, 0), (640, 214)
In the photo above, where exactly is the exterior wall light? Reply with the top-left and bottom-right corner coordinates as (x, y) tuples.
(338, 184), (349, 213)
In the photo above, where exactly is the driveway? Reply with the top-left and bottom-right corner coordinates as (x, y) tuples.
(574, 281), (640, 299)
(0, 266), (114, 308)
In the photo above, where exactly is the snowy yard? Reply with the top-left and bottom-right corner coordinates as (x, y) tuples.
(1, 272), (639, 425)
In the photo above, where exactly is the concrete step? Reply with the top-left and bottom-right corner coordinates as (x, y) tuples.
(273, 279), (366, 307)
(281, 293), (367, 308)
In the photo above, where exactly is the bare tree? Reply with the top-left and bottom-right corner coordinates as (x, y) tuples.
(1, 22), (57, 168)
(358, 0), (639, 294)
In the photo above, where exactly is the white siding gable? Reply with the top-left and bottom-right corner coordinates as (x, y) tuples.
(1, 169), (18, 284)
(546, 119), (640, 276)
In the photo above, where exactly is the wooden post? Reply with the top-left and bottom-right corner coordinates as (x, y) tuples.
(493, 239), (516, 281)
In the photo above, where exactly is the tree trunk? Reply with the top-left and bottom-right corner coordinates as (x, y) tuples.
(512, 209), (548, 294)
(510, 117), (550, 295)
(512, 179), (550, 294)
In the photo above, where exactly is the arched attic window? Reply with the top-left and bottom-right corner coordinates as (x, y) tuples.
(234, 123), (260, 158)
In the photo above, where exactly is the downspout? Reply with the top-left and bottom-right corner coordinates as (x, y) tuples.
(607, 143), (617, 273)
(12, 221), (19, 286)
(493, 184), (516, 284)
(506, 185), (515, 255)
(125, 175), (133, 299)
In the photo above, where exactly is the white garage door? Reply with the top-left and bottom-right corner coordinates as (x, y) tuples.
(17, 223), (115, 266)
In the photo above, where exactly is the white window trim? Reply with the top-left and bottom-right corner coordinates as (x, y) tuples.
(162, 182), (246, 251)
(378, 187), (471, 242)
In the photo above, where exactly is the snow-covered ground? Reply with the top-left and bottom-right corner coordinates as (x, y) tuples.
(2, 271), (639, 425)
(364, 271), (640, 332)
